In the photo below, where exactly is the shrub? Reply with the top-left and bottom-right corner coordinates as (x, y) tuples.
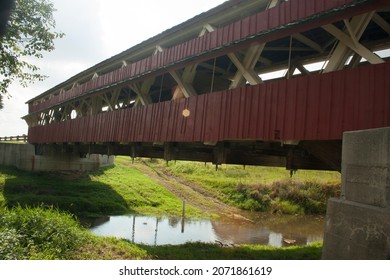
(229, 179), (340, 214)
(0, 205), (86, 260)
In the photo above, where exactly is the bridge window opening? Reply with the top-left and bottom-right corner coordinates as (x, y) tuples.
(303, 61), (328, 72)
(260, 69), (286, 81)
(360, 48), (390, 63)
(375, 48), (390, 59)
(293, 69), (301, 75)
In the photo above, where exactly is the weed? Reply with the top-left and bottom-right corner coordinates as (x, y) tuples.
(0, 205), (86, 259)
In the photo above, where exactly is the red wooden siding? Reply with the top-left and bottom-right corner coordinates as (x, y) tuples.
(28, 61), (390, 144)
(28, 0), (385, 114)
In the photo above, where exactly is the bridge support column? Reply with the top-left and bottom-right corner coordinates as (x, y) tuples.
(322, 127), (390, 259)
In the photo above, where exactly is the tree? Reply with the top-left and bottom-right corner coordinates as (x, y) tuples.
(0, 0), (64, 109)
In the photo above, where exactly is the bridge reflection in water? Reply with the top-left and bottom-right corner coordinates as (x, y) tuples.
(84, 214), (323, 247)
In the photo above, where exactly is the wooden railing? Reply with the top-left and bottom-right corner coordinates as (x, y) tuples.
(0, 135), (28, 142)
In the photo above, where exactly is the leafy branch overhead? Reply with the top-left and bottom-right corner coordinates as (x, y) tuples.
(0, 0), (64, 100)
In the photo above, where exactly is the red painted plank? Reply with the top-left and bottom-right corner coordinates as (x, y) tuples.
(276, 80), (287, 141)
(256, 9), (268, 32)
(294, 75), (308, 140)
(306, 74), (321, 139)
(317, 72), (332, 139)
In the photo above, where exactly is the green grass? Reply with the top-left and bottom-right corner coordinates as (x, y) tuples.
(146, 160), (340, 214)
(0, 206), (149, 260)
(140, 241), (322, 260)
(0, 163), (200, 218)
(163, 160), (339, 185)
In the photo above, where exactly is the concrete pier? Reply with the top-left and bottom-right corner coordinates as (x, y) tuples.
(322, 127), (390, 259)
(0, 143), (114, 171)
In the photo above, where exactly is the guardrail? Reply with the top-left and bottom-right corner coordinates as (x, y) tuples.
(0, 135), (28, 142)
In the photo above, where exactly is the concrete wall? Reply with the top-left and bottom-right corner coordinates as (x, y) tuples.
(322, 127), (390, 259)
(0, 143), (114, 171)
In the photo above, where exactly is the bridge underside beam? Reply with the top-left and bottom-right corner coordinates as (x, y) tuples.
(34, 140), (341, 171)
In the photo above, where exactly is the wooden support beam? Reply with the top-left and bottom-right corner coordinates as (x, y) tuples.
(323, 12), (379, 72)
(267, 0), (281, 9)
(110, 89), (121, 110)
(295, 61), (311, 76)
(322, 24), (384, 65)
(293, 33), (323, 53)
(169, 70), (197, 98)
(372, 13), (390, 36)
(153, 45), (164, 55)
(199, 24), (215, 37)
(182, 64), (198, 84)
(228, 44), (265, 88)
(129, 80), (153, 106)
(228, 52), (263, 87)
(229, 1), (280, 89)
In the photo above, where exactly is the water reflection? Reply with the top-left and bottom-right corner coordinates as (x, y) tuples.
(85, 214), (324, 247)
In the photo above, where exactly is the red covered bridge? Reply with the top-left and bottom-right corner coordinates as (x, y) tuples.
(24, 0), (390, 171)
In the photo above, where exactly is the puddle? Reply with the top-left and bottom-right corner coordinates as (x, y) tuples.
(84, 213), (324, 247)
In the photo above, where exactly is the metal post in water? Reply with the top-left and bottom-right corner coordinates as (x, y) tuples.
(154, 217), (159, 246)
(181, 200), (186, 233)
(131, 215), (136, 243)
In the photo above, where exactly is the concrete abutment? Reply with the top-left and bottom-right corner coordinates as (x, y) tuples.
(322, 127), (390, 259)
(0, 143), (113, 172)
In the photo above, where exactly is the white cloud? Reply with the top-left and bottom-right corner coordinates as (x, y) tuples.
(98, 0), (227, 57)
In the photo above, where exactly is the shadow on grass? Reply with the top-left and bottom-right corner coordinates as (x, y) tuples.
(1, 165), (130, 218)
(139, 242), (322, 260)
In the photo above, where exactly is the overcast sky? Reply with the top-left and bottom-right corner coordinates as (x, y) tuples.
(0, 0), (226, 136)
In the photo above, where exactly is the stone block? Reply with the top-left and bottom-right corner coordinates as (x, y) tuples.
(341, 127), (390, 207)
(322, 198), (390, 259)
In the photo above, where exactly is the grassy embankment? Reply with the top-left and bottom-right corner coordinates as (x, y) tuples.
(0, 158), (339, 259)
(0, 162), (202, 218)
(143, 159), (340, 214)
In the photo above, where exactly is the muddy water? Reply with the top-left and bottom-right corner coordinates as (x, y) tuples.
(85, 213), (324, 247)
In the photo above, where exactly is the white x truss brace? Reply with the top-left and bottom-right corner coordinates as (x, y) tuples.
(322, 12), (384, 73)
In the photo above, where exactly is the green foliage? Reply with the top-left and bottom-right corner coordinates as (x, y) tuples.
(0, 205), (86, 259)
(0, 0), (64, 98)
(0, 206), (150, 260)
(163, 160), (340, 214)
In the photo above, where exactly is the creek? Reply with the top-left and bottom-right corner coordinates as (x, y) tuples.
(84, 213), (324, 247)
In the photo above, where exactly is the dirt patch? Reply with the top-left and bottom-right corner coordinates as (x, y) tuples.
(125, 160), (251, 221)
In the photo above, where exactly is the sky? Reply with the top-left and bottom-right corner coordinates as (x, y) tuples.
(0, 0), (226, 136)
